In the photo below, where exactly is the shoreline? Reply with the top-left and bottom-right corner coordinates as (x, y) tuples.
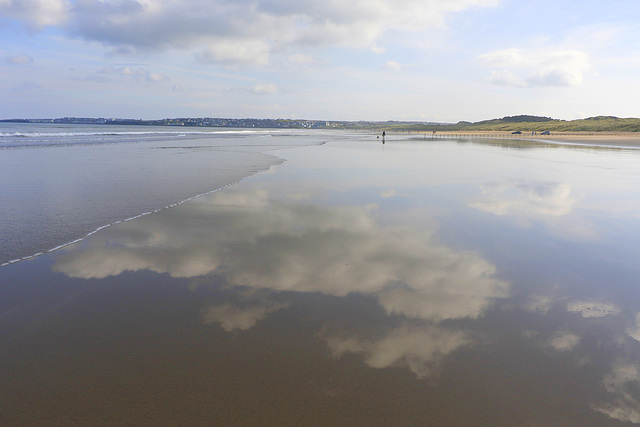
(0, 129), (339, 268)
(401, 131), (640, 148)
(0, 176), (252, 268)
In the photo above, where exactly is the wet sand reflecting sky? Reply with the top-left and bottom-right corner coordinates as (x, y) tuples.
(3, 137), (640, 425)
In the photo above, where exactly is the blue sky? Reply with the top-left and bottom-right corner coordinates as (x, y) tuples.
(1, 0), (639, 122)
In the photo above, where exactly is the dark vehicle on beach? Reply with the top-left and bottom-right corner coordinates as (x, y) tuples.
(541, 130), (551, 135)
(512, 131), (522, 134)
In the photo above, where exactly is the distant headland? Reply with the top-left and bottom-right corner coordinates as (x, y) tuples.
(3, 115), (640, 133)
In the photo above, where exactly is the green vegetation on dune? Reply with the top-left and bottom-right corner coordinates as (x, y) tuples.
(389, 115), (640, 133)
(464, 116), (640, 132)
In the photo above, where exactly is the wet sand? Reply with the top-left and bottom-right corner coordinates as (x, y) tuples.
(3, 136), (640, 425)
(418, 131), (640, 148)
(532, 133), (640, 148)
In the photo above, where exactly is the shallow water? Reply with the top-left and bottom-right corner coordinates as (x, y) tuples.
(3, 136), (640, 425)
(0, 123), (336, 264)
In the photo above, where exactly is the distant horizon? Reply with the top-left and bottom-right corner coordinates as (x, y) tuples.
(3, 114), (640, 126)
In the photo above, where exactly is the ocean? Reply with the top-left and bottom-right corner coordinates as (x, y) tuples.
(0, 123), (340, 265)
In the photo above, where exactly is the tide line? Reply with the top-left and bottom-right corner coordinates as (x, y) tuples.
(0, 175), (254, 268)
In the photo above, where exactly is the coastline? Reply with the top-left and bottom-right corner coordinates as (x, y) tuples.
(525, 132), (640, 148)
(0, 175), (255, 267)
(0, 125), (330, 267)
(404, 131), (640, 148)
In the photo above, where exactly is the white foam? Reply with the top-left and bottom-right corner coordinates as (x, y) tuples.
(0, 173), (255, 268)
(0, 129), (273, 138)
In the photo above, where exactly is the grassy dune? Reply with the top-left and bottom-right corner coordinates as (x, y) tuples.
(385, 116), (640, 133)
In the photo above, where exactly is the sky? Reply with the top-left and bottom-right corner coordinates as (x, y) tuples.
(1, 0), (639, 122)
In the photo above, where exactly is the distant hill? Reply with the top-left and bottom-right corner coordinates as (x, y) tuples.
(385, 115), (640, 132)
(463, 116), (640, 132)
(473, 115), (556, 125)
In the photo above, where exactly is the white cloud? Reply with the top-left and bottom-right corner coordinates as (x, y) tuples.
(0, 0), (70, 31)
(567, 300), (621, 318)
(147, 72), (169, 82)
(370, 42), (386, 54)
(384, 60), (415, 71)
(252, 83), (278, 94)
(480, 48), (590, 88)
(198, 39), (270, 67)
(90, 66), (170, 83)
(487, 69), (526, 87)
(5, 54), (34, 64)
(479, 48), (520, 66)
(527, 64), (584, 87)
(287, 53), (314, 65)
(325, 323), (472, 379)
(5, 0), (499, 66)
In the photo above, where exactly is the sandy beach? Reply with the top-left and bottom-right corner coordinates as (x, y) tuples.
(528, 132), (640, 147)
(3, 131), (640, 425)
(413, 131), (640, 148)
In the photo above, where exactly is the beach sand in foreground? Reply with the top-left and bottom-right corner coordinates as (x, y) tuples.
(3, 136), (640, 425)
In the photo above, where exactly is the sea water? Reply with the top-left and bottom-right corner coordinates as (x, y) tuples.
(0, 122), (340, 265)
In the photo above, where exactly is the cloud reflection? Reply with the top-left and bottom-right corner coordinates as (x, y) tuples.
(54, 188), (509, 323)
(626, 313), (640, 343)
(548, 330), (580, 352)
(325, 324), (472, 379)
(470, 180), (601, 240)
(202, 302), (289, 332)
(53, 186), (511, 380)
(594, 361), (640, 423)
(567, 300), (621, 318)
(471, 181), (576, 218)
(523, 294), (555, 314)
